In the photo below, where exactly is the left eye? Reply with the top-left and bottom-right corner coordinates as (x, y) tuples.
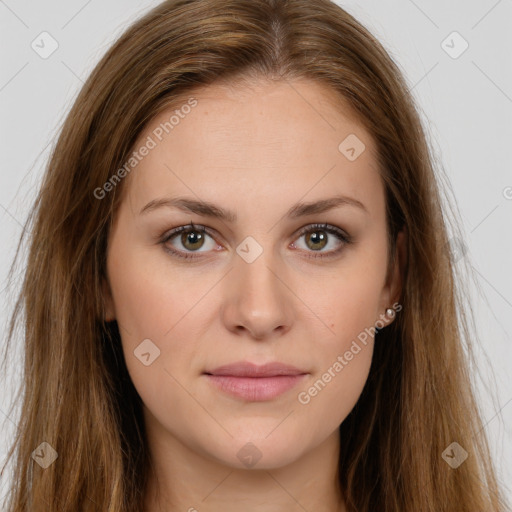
(292, 223), (351, 258)
(160, 222), (351, 260)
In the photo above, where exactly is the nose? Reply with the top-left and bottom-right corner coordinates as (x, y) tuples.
(220, 251), (294, 341)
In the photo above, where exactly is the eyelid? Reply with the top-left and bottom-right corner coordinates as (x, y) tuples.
(294, 222), (351, 243)
(160, 222), (220, 246)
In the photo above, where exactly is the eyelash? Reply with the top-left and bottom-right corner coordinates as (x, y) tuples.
(160, 222), (352, 261)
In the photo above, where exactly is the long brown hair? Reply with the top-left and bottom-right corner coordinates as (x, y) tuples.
(1, 0), (509, 510)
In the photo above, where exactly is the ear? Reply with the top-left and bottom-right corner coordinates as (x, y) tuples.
(101, 276), (116, 322)
(379, 226), (407, 325)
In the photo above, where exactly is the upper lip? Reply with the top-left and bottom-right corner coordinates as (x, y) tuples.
(204, 361), (308, 377)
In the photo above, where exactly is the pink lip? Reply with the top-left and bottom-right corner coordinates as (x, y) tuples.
(204, 361), (308, 401)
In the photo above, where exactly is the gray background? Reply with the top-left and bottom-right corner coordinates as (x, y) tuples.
(1, 0), (511, 504)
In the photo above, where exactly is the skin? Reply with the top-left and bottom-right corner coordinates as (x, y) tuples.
(103, 78), (406, 512)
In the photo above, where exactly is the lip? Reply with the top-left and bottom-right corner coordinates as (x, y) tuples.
(205, 361), (307, 377)
(203, 361), (309, 401)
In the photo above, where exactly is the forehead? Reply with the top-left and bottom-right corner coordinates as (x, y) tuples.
(122, 79), (383, 218)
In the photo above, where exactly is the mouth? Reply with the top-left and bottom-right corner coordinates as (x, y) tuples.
(203, 361), (309, 401)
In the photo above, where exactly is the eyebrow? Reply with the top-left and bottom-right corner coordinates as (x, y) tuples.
(139, 194), (368, 221)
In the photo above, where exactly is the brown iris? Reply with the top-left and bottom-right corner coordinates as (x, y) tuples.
(305, 229), (328, 251)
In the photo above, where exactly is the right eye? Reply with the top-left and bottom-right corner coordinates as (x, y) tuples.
(160, 223), (221, 260)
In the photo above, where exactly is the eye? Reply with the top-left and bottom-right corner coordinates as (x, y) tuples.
(160, 222), (352, 260)
(160, 222), (220, 260)
(291, 223), (352, 259)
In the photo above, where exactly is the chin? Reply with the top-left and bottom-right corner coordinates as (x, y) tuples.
(202, 428), (309, 470)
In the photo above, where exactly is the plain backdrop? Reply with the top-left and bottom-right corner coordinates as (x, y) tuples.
(1, 0), (511, 505)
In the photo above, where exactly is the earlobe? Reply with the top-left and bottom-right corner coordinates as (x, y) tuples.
(101, 277), (116, 322)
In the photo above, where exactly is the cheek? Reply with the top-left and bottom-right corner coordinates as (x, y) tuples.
(296, 280), (377, 428)
(106, 245), (213, 399)
(311, 255), (386, 347)
(296, 343), (372, 435)
(107, 244), (207, 340)
(295, 254), (385, 421)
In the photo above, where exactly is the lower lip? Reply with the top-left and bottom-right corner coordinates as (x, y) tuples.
(205, 374), (307, 401)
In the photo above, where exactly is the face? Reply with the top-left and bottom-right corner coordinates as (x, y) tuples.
(103, 78), (403, 470)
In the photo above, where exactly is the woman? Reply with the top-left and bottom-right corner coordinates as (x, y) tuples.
(2, 0), (509, 510)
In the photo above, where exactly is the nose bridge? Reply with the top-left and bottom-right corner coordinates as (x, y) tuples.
(222, 239), (293, 338)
